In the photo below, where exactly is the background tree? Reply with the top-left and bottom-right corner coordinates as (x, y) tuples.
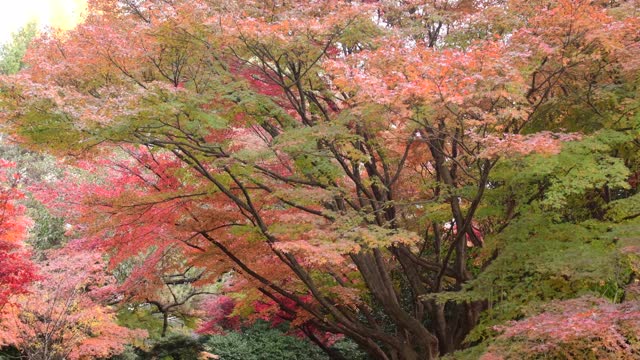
(0, 22), (37, 75)
(115, 248), (217, 338)
(0, 160), (35, 308)
(0, 247), (146, 360)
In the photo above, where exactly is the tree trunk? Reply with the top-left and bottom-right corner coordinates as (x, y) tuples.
(427, 299), (487, 355)
(161, 311), (169, 337)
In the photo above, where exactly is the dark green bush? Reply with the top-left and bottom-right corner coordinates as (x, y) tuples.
(202, 321), (327, 360)
(146, 334), (203, 360)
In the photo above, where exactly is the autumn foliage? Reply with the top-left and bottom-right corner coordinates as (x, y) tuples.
(0, 247), (146, 359)
(483, 296), (640, 359)
(0, 160), (34, 307)
(0, 0), (639, 359)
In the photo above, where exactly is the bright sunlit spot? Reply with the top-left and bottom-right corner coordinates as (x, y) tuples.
(0, 0), (86, 43)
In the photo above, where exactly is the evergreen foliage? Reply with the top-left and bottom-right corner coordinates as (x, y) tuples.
(0, 22), (37, 75)
(202, 321), (330, 360)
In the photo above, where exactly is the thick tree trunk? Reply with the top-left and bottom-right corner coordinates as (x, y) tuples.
(428, 299), (487, 355)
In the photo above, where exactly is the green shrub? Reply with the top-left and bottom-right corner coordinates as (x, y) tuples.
(146, 334), (203, 360)
(108, 345), (145, 360)
(202, 321), (327, 360)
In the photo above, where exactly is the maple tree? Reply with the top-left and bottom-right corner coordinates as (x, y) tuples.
(482, 296), (640, 359)
(31, 152), (222, 338)
(0, 247), (146, 360)
(1, 0), (639, 359)
(0, 160), (35, 308)
(114, 247), (217, 338)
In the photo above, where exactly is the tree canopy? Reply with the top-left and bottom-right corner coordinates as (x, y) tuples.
(1, 0), (639, 359)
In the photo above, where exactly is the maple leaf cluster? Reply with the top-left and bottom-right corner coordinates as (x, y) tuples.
(0, 160), (35, 308)
(484, 296), (640, 359)
(0, 246), (147, 359)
